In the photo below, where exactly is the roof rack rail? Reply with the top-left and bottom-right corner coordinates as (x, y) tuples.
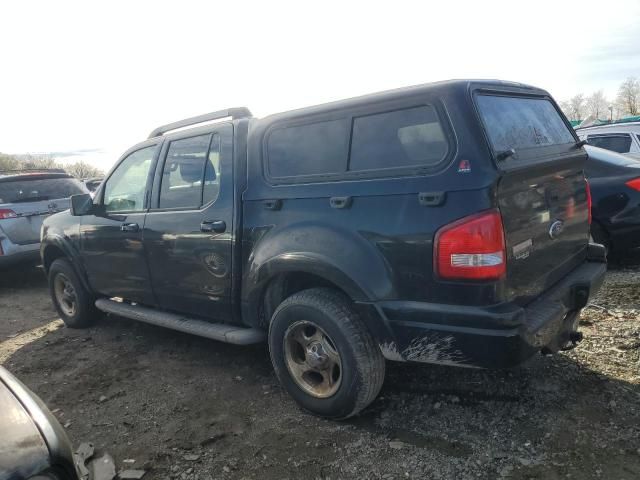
(148, 107), (252, 139)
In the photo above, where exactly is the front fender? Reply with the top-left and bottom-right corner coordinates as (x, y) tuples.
(41, 214), (90, 293)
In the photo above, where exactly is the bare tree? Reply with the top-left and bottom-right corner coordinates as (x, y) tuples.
(586, 90), (609, 119)
(570, 94), (586, 120)
(559, 100), (573, 120)
(21, 154), (59, 170)
(616, 77), (640, 116)
(0, 153), (21, 171)
(0, 153), (103, 179)
(561, 94), (586, 121)
(65, 160), (103, 179)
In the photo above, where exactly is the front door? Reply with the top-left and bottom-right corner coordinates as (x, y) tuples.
(143, 123), (234, 321)
(80, 141), (159, 305)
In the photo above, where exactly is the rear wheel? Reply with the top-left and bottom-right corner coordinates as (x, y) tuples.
(48, 258), (97, 328)
(268, 288), (385, 419)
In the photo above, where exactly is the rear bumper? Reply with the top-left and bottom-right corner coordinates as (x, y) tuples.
(0, 240), (40, 268)
(370, 245), (607, 369)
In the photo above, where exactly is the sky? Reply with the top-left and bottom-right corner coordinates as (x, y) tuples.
(1, 0), (639, 172)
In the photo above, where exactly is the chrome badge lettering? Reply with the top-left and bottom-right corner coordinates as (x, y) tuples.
(513, 238), (532, 260)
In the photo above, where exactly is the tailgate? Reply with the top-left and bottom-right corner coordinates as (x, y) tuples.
(498, 159), (589, 303)
(475, 93), (589, 304)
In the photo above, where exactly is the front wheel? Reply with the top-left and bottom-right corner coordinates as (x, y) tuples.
(268, 288), (385, 419)
(48, 258), (98, 328)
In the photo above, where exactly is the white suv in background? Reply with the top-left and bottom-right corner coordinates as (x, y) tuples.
(576, 122), (640, 159)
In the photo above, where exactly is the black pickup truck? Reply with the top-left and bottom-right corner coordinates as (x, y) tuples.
(41, 80), (606, 419)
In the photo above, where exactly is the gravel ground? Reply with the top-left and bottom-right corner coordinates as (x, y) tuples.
(1, 261), (639, 480)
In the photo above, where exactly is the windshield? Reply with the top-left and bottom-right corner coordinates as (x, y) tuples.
(476, 95), (575, 154)
(0, 177), (88, 204)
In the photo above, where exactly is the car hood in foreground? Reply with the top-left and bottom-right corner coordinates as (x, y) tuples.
(0, 371), (50, 479)
(0, 366), (78, 480)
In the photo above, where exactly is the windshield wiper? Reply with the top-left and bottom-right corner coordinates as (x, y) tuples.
(575, 139), (587, 149)
(496, 148), (516, 161)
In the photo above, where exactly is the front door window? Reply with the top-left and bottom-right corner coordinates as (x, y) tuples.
(103, 146), (156, 212)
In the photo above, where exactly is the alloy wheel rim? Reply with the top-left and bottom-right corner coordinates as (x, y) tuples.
(283, 320), (342, 398)
(54, 273), (77, 317)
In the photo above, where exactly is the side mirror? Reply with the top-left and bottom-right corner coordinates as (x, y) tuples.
(70, 193), (94, 216)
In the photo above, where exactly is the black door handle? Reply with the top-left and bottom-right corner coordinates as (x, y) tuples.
(330, 196), (352, 209)
(201, 220), (226, 233)
(263, 199), (282, 211)
(120, 223), (139, 232)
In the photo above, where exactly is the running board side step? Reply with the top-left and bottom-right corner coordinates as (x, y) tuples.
(95, 299), (265, 345)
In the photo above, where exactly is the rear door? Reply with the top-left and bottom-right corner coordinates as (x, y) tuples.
(143, 123), (234, 321)
(475, 93), (589, 304)
(0, 175), (88, 245)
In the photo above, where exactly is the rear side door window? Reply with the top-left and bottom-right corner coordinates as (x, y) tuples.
(267, 119), (349, 179)
(202, 134), (221, 205)
(158, 133), (219, 209)
(103, 145), (156, 213)
(349, 105), (448, 171)
(587, 134), (632, 154)
(265, 104), (450, 182)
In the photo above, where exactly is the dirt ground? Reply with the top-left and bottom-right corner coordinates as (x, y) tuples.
(1, 262), (639, 480)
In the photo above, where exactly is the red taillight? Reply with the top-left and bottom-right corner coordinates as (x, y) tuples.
(585, 179), (592, 225)
(435, 210), (506, 281)
(625, 177), (640, 192)
(0, 209), (17, 220)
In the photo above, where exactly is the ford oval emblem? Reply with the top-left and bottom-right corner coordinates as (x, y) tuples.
(549, 220), (564, 239)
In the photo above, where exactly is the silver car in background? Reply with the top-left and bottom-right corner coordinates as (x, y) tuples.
(0, 170), (89, 267)
(576, 121), (640, 159)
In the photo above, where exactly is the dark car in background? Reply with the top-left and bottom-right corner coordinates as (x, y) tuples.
(585, 145), (640, 255)
(0, 366), (78, 480)
(0, 170), (89, 267)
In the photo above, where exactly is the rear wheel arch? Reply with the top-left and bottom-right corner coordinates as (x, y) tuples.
(254, 269), (394, 351)
(260, 271), (355, 328)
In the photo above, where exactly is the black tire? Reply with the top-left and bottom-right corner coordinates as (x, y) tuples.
(48, 258), (98, 328)
(268, 288), (385, 419)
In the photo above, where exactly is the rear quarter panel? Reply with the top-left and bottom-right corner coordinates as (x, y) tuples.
(241, 84), (502, 325)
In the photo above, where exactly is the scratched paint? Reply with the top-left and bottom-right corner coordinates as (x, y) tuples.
(380, 335), (468, 366)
